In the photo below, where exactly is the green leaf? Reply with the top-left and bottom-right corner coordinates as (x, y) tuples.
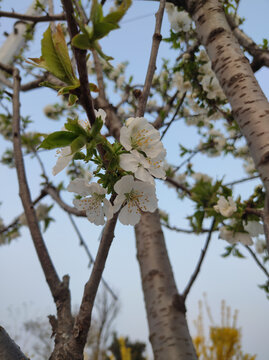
(72, 33), (92, 50)
(70, 135), (87, 153)
(90, 0), (103, 25)
(41, 26), (71, 83)
(93, 41), (113, 64)
(57, 82), (80, 95)
(64, 118), (88, 136)
(89, 82), (99, 92)
(52, 24), (77, 83)
(94, 22), (119, 40)
(68, 94), (78, 106)
(39, 131), (78, 150)
(104, 0), (132, 24)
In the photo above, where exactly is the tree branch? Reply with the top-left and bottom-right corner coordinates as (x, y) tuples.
(0, 10), (65, 22)
(182, 217), (216, 300)
(67, 213), (118, 300)
(11, 67), (73, 349)
(66, 211), (119, 357)
(0, 326), (29, 360)
(137, 0), (166, 117)
(245, 245), (269, 279)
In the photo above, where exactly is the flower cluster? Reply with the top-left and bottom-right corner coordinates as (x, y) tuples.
(166, 4), (192, 33)
(66, 115), (165, 226)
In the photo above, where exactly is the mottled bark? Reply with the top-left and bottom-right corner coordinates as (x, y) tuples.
(0, 326), (29, 360)
(184, 0), (269, 250)
(135, 211), (197, 360)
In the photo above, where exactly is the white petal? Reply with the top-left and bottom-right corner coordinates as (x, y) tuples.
(114, 175), (134, 194)
(119, 153), (139, 172)
(86, 205), (105, 225)
(94, 108), (106, 123)
(88, 182), (107, 195)
(135, 167), (155, 184)
(52, 151), (72, 176)
(67, 178), (91, 196)
(120, 127), (132, 151)
(119, 204), (141, 225)
(113, 194), (126, 212)
(103, 198), (114, 220)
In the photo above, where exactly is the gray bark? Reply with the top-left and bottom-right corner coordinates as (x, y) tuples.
(135, 211), (197, 360)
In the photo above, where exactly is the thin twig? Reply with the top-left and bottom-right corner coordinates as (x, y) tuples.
(224, 175), (260, 187)
(161, 92), (186, 140)
(162, 221), (217, 234)
(165, 177), (192, 196)
(245, 245), (269, 278)
(137, 0), (166, 117)
(0, 10), (65, 22)
(182, 217), (216, 300)
(153, 90), (179, 129)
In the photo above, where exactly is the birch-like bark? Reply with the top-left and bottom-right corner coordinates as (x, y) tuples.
(184, 0), (269, 250)
(135, 211), (197, 360)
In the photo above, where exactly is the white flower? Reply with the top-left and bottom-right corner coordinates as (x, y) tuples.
(52, 146), (73, 176)
(113, 175), (158, 225)
(120, 117), (164, 158)
(94, 108), (106, 123)
(219, 226), (253, 246)
(214, 196), (237, 217)
(192, 172), (212, 183)
(67, 179), (113, 225)
(119, 150), (166, 185)
(255, 239), (266, 254)
(166, 5), (192, 32)
(244, 221), (264, 237)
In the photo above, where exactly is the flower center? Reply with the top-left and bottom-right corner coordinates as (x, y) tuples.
(131, 129), (152, 150)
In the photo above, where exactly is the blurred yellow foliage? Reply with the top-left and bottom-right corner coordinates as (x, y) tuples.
(108, 337), (132, 360)
(193, 297), (256, 360)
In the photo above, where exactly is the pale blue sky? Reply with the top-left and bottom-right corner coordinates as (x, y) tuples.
(0, 0), (269, 358)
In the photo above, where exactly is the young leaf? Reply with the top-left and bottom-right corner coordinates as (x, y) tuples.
(41, 26), (71, 84)
(64, 118), (89, 136)
(70, 135), (87, 154)
(39, 131), (78, 150)
(52, 24), (77, 84)
(90, 0), (103, 26)
(104, 0), (132, 24)
(94, 22), (119, 40)
(72, 33), (92, 50)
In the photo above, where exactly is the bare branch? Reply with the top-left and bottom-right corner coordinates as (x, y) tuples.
(46, 185), (86, 217)
(161, 91), (186, 139)
(12, 67), (73, 347)
(66, 211), (119, 357)
(0, 10), (65, 22)
(67, 213), (118, 300)
(153, 90), (179, 129)
(182, 217), (216, 300)
(137, 0), (166, 117)
(245, 245), (269, 279)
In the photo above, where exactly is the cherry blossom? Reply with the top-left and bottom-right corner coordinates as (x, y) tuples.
(113, 175), (158, 226)
(214, 196), (237, 217)
(120, 117), (164, 158)
(119, 149), (166, 185)
(219, 226), (253, 246)
(67, 179), (113, 225)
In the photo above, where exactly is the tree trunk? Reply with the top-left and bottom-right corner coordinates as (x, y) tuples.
(184, 0), (269, 249)
(135, 210), (197, 360)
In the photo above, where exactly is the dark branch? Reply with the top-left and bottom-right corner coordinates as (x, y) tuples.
(0, 10), (65, 22)
(182, 217), (216, 300)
